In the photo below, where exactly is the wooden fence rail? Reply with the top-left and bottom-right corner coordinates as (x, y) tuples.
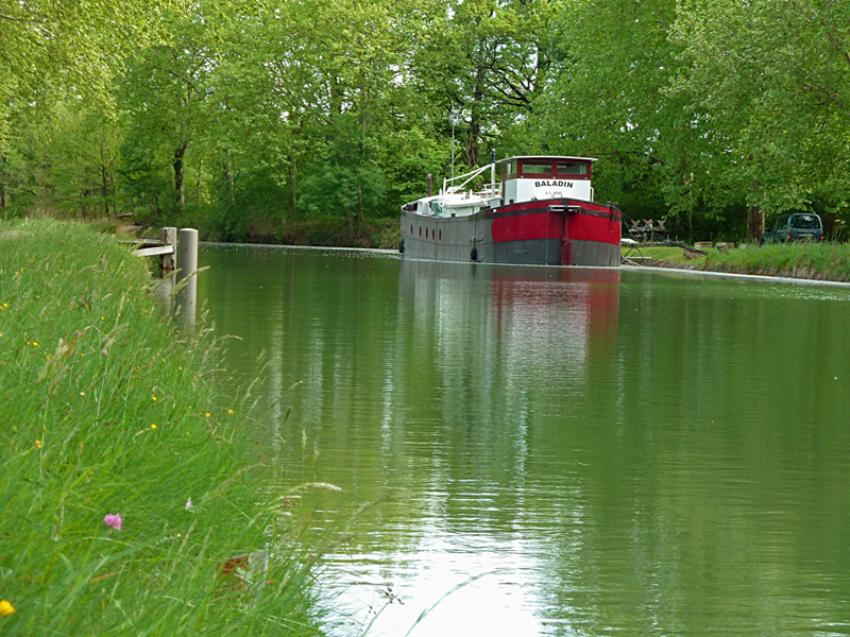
(121, 226), (197, 327)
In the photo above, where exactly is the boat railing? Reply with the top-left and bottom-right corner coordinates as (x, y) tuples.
(443, 162), (496, 195)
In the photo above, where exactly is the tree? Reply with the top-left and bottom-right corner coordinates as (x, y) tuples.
(525, 0), (685, 224)
(206, 0), (433, 230)
(118, 8), (217, 218)
(0, 0), (176, 213)
(298, 114), (385, 236)
(413, 0), (555, 168)
(49, 105), (121, 217)
(0, 0), (176, 152)
(671, 0), (850, 239)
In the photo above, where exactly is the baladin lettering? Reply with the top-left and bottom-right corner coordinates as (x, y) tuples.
(534, 180), (574, 188)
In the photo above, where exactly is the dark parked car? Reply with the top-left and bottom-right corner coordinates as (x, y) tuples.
(764, 213), (824, 243)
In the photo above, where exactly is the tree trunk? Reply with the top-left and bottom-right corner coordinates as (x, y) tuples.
(356, 183), (364, 231)
(463, 52), (488, 168)
(223, 162), (236, 208)
(747, 205), (764, 243)
(746, 170), (764, 243)
(173, 139), (188, 213)
(288, 157), (297, 221)
(101, 164), (110, 216)
(683, 163), (694, 240)
(81, 189), (89, 220)
(467, 66), (485, 167)
(0, 155), (7, 209)
(99, 138), (110, 216)
(329, 75), (343, 118)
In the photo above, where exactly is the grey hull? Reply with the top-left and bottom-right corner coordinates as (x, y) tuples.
(400, 211), (619, 267)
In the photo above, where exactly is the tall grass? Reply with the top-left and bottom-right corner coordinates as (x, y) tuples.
(702, 243), (850, 281)
(627, 242), (850, 282)
(0, 220), (324, 635)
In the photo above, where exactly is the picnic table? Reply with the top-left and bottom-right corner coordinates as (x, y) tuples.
(628, 219), (669, 243)
(620, 237), (650, 264)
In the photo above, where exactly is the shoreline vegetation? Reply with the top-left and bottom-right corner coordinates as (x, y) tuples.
(103, 217), (850, 284)
(3, 2), (850, 249)
(112, 216), (403, 251)
(0, 219), (325, 636)
(624, 243), (850, 283)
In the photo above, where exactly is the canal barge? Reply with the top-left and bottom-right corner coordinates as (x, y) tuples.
(400, 155), (621, 266)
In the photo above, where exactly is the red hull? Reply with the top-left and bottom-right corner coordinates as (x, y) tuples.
(488, 199), (621, 265)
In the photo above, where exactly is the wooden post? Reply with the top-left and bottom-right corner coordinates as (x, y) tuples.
(176, 228), (198, 328)
(161, 227), (177, 272)
(152, 275), (174, 315)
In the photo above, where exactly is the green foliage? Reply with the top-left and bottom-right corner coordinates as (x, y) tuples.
(700, 243), (850, 281)
(670, 0), (850, 216)
(0, 219), (323, 635)
(298, 115), (386, 229)
(2, 0), (850, 242)
(631, 242), (850, 282)
(0, 0), (178, 154)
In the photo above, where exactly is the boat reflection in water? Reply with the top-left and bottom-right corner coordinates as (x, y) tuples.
(199, 245), (850, 637)
(201, 247), (624, 637)
(313, 260), (625, 636)
(399, 259), (620, 403)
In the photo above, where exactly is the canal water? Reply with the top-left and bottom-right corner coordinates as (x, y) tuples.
(198, 245), (850, 636)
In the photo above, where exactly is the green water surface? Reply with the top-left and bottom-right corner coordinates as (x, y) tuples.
(198, 245), (850, 636)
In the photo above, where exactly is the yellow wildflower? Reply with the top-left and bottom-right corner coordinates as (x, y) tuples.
(226, 408), (235, 416)
(0, 600), (14, 616)
(150, 423), (158, 430)
(79, 391), (86, 397)
(0, 302), (8, 310)
(35, 439), (43, 449)
(204, 412), (211, 418)
(151, 395), (158, 402)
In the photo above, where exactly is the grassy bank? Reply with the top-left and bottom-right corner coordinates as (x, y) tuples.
(626, 242), (850, 282)
(0, 220), (323, 635)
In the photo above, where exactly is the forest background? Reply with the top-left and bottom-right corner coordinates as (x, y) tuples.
(2, 0), (849, 246)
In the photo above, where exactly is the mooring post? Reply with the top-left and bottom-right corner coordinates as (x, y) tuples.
(153, 275), (174, 315)
(161, 226), (177, 273)
(176, 228), (198, 328)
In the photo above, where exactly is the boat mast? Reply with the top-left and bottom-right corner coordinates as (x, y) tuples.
(450, 112), (457, 181)
(490, 149), (496, 195)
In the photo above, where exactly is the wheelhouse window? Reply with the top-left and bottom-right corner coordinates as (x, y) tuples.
(556, 161), (588, 176)
(519, 161), (554, 177)
(504, 160), (516, 178)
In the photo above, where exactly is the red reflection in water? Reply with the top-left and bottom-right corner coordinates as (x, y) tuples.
(489, 268), (620, 352)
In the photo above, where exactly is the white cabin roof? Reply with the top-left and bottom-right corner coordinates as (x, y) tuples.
(498, 155), (598, 163)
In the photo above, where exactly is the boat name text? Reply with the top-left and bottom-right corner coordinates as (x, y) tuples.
(534, 180), (574, 188)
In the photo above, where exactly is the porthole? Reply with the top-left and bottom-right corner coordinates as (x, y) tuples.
(419, 227), (422, 237)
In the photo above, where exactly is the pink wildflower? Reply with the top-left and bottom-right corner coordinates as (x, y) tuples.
(103, 513), (123, 531)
